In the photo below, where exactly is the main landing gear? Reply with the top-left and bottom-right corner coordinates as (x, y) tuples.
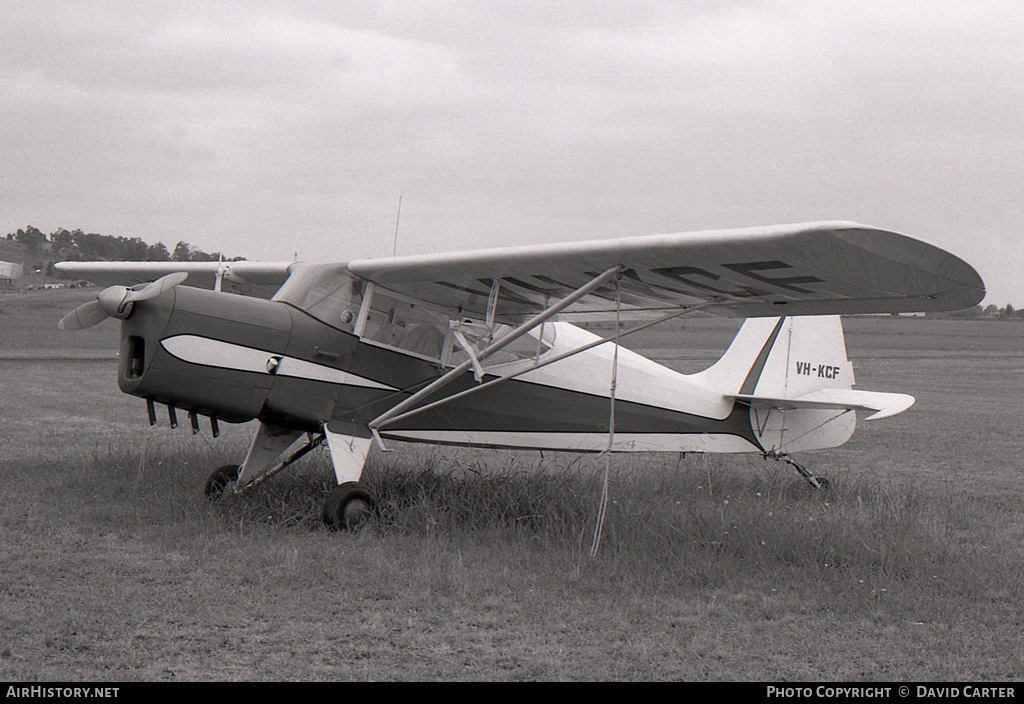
(202, 429), (378, 531)
(203, 463), (241, 498)
(321, 482), (377, 530)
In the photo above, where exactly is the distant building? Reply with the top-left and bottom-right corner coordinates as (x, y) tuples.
(0, 259), (22, 288)
(0, 259), (23, 280)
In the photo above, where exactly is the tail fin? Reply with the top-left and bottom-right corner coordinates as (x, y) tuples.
(692, 316), (851, 396)
(693, 316), (912, 453)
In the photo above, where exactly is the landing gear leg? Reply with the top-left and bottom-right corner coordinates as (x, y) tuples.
(238, 432), (325, 491)
(203, 430), (325, 499)
(201, 419), (379, 530)
(764, 451), (830, 491)
(321, 426), (376, 531)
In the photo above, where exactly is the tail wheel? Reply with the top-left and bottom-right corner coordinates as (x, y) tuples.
(204, 463), (241, 499)
(322, 481), (377, 530)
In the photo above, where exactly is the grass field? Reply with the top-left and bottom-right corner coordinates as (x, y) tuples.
(1, 290), (1023, 681)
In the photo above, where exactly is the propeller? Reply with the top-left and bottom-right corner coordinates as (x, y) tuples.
(58, 272), (188, 330)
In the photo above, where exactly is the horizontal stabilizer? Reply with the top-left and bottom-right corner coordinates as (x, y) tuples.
(727, 389), (915, 421)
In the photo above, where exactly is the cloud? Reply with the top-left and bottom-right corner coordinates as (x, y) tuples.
(1, 1), (1020, 303)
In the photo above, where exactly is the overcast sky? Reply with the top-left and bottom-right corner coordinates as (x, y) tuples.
(2, 1), (1021, 305)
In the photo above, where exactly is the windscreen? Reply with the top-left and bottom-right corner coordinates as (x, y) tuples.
(272, 264), (362, 331)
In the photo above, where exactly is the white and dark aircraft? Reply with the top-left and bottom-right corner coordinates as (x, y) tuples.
(55, 221), (985, 528)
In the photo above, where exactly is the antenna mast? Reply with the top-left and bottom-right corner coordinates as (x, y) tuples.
(392, 195), (402, 257)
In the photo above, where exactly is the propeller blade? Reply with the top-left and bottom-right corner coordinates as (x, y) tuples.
(125, 271), (189, 304)
(59, 272), (188, 330)
(58, 300), (109, 330)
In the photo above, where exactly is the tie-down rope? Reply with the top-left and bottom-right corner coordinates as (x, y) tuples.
(590, 275), (621, 557)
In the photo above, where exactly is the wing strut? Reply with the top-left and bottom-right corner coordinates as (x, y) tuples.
(450, 324), (488, 382)
(372, 298), (722, 431)
(367, 265), (624, 445)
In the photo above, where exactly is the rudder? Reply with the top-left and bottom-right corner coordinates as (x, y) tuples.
(694, 316), (858, 453)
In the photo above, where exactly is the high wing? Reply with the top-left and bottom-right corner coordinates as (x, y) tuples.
(54, 260), (295, 298)
(347, 221), (985, 321)
(55, 222), (984, 322)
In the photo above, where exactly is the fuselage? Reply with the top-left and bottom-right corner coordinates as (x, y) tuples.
(118, 286), (766, 454)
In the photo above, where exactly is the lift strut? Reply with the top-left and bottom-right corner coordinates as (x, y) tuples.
(368, 265), (624, 444)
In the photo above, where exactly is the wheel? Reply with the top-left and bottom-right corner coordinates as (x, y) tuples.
(204, 463), (240, 499)
(322, 481), (377, 530)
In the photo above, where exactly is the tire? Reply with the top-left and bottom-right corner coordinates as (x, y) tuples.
(322, 481), (377, 530)
(204, 463), (241, 499)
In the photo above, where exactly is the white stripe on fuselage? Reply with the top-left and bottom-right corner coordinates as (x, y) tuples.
(159, 335), (396, 390)
(160, 323), (735, 422)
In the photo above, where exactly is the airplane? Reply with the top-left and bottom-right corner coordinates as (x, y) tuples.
(55, 221), (985, 529)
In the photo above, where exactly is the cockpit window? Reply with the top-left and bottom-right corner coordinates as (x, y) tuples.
(360, 291), (450, 361)
(275, 264), (555, 366)
(273, 264), (362, 331)
(448, 321), (554, 367)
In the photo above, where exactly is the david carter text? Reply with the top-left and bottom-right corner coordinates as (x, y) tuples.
(767, 687), (1015, 698)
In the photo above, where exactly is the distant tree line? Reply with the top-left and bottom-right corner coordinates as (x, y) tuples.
(5, 225), (243, 263)
(926, 304), (1023, 320)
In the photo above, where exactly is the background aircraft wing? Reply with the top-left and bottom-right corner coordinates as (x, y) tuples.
(54, 260), (295, 298)
(347, 221), (985, 322)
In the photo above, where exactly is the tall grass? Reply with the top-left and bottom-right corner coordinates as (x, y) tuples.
(8, 431), (1023, 680)
(64, 437), (1012, 609)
